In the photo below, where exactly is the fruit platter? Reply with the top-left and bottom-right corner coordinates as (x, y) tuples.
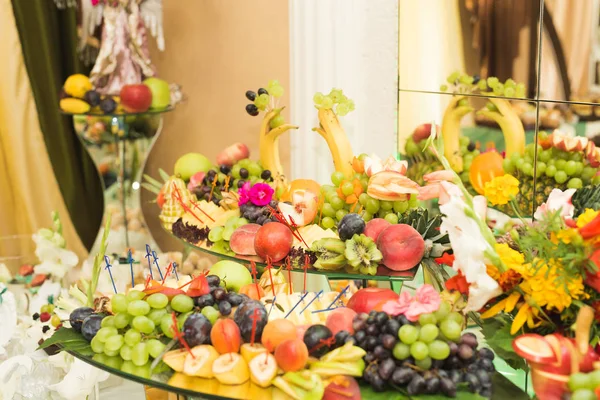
(38, 218), (528, 400)
(402, 73), (600, 215)
(145, 81), (451, 282)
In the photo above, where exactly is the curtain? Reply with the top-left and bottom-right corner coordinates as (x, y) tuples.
(9, 0), (104, 249)
(0, 0), (88, 270)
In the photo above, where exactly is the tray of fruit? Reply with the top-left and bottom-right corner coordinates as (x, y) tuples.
(143, 81), (452, 282)
(39, 250), (528, 400)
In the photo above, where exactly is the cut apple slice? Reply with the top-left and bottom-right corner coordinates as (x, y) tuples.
(212, 352), (250, 385)
(183, 345), (220, 378)
(512, 334), (557, 364)
(249, 353), (278, 388)
(162, 349), (188, 372)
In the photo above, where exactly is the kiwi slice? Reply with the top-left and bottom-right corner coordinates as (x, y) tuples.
(344, 234), (382, 275)
(311, 239), (347, 270)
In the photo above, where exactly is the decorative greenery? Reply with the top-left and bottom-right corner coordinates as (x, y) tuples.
(87, 214), (111, 307)
(38, 328), (93, 356)
(481, 316), (529, 372)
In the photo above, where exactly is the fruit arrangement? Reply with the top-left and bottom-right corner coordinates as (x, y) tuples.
(148, 82), (452, 277)
(59, 73), (175, 115)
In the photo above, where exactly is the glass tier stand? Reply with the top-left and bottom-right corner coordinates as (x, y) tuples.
(66, 107), (174, 256)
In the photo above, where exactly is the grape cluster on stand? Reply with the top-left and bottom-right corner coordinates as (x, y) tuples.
(244, 80), (286, 129)
(568, 371), (600, 400)
(207, 216), (249, 254)
(239, 199), (279, 225)
(350, 304), (495, 398)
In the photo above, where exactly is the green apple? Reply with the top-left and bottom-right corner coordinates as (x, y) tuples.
(174, 153), (213, 181)
(143, 77), (170, 109)
(209, 260), (252, 292)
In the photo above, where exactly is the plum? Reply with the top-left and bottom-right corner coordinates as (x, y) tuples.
(303, 324), (334, 358)
(337, 214), (365, 241)
(233, 300), (268, 342)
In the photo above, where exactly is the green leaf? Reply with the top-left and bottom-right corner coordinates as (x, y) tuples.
(38, 328), (93, 356)
(158, 168), (171, 183)
(481, 316), (529, 372)
(88, 214), (111, 307)
(143, 173), (163, 188)
(141, 182), (161, 194)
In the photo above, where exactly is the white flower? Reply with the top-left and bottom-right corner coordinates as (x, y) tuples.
(0, 284), (17, 356)
(0, 355), (33, 400)
(28, 280), (62, 315)
(440, 186), (501, 312)
(32, 234), (78, 279)
(48, 358), (109, 400)
(533, 188), (576, 221)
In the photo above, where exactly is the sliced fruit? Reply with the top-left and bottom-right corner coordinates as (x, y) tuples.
(512, 334), (557, 364)
(280, 179), (321, 203)
(183, 345), (220, 378)
(249, 353), (278, 388)
(367, 171), (420, 201)
(212, 352), (250, 385)
(323, 376), (361, 400)
(344, 234), (382, 276)
(240, 343), (268, 364)
(278, 189), (319, 227)
(163, 349), (188, 372)
(470, 151), (504, 195)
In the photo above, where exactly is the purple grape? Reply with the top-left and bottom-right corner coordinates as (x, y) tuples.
(206, 275), (220, 287)
(478, 348), (495, 360)
(81, 314), (103, 341)
(464, 373), (481, 393)
(366, 336), (378, 350)
(449, 341), (459, 356)
(194, 294), (214, 308)
(354, 330), (366, 343)
(183, 313), (212, 347)
(407, 375), (426, 395)
(440, 377), (457, 397)
(460, 332), (478, 348)
(213, 288), (227, 301)
(373, 345), (391, 360)
(352, 317), (367, 332)
(424, 377), (440, 394)
(381, 334), (397, 350)
(365, 324), (379, 336)
(218, 301), (232, 316)
(458, 344), (474, 360)
(384, 319), (401, 335)
(378, 358), (395, 380)
(391, 367), (415, 385)
(69, 307), (94, 333)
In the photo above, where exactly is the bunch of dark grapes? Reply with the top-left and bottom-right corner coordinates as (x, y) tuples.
(351, 311), (495, 398)
(191, 275), (249, 322)
(239, 200), (279, 225)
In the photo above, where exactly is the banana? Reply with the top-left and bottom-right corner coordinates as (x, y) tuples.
(441, 96), (473, 172)
(60, 98), (91, 114)
(477, 98), (525, 158)
(259, 107), (299, 190)
(313, 108), (355, 178)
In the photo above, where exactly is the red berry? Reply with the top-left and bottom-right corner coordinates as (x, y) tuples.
(40, 312), (51, 323)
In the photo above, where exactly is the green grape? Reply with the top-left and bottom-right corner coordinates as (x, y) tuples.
(419, 324), (439, 343)
(171, 294), (194, 313)
(222, 226), (235, 241)
(459, 74), (474, 85)
(398, 325), (419, 345)
(128, 300), (150, 316)
(365, 199), (380, 214)
(359, 178), (368, 192)
(405, 138), (419, 156)
(120, 344), (133, 361)
(568, 178), (583, 189)
(571, 389), (596, 400)
(131, 343), (150, 367)
(565, 161), (577, 175)
(217, 172), (227, 183)
(502, 158), (514, 173)
(91, 336), (105, 353)
(558, 151), (570, 160)
(384, 213), (399, 224)
(321, 203), (336, 218)
(380, 201), (393, 211)
(321, 217), (336, 229)
(331, 171), (345, 186)
(569, 152), (583, 161)
(408, 194), (418, 208)
(504, 78), (516, 88)
(147, 293), (169, 309)
(460, 145), (468, 154)
(147, 339), (166, 359)
(92, 354), (108, 364)
(545, 165), (557, 178)
(522, 163), (533, 177)
(313, 92), (325, 106)
(103, 348), (119, 357)
(593, 176), (600, 185)
(341, 182), (354, 196)
(493, 82), (504, 96)
(96, 327), (118, 343)
(428, 340), (451, 360)
(111, 294), (129, 313)
(330, 196), (345, 210)
(393, 342), (411, 360)
(209, 226), (224, 242)
(201, 306), (220, 325)
(477, 80), (487, 90)
(247, 162), (263, 177)
(148, 308), (168, 325)
(410, 341), (429, 360)
(440, 84), (448, 92)
(515, 84), (526, 98)
(126, 290), (146, 302)
(439, 319), (462, 341)
(418, 314), (437, 326)
(589, 370), (600, 388)
(153, 361), (172, 374)
(269, 114), (285, 129)
(325, 191), (337, 203)
(101, 316), (115, 328)
(569, 373), (592, 392)
(231, 164), (241, 179)
(537, 162), (547, 174)
(446, 312), (464, 325)
(104, 355), (123, 370)
(132, 316), (155, 334)
(105, 334), (124, 352)
(254, 93), (269, 110)
(433, 302), (451, 321)
(393, 201), (409, 213)
(556, 159), (567, 170)
(555, 171), (568, 184)
(460, 137), (470, 146)
(321, 184), (336, 194)
(235, 217), (249, 228)
(504, 87), (515, 97)
(113, 313), (132, 330)
(362, 212), (373, 222)
(379, 209), (392, 218)
(160, 315), (175, 339)
(270, 85), (284, 98)
(510, 152), (521, 162)
(133, 363), (152, 379)
(538, 150), (551, 162)
(486, 76), (499, 87)
(121, 360), (136, 374)
(321, 96), (334, 109)
(336, 103), (350, 116)
(447, 71), (460, 84)
(582, 166), (596, 182)
(575, 162), (584, 176)
(336, 209), (348, 221)
(415, 357), (432, 370)
(225, 217), (238, 229)
(359, 193), (370, 205)
(515, 158), (525, 169)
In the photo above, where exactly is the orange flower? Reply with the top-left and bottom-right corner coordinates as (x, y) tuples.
(445, 272), (469, 294)
(497, 269), (522, 292)
(435, 252), (455, 266)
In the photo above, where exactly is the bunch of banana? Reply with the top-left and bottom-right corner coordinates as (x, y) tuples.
(309, 342), (366, 378)
(441, 96), (473, 172)
(259, 107), (298, 191)
(272, 370), (324, 400)
(310, 238), (346, 270)
(477, 97), (525, 158)
(313, 108), (355, 179)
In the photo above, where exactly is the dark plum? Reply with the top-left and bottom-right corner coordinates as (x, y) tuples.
(69, 307), (94, 333)
(81, 314), (103, 341)
(337, 213), (366, 241)
(303, 324), (334, 358)
(194, 294), (214, 308)
(233, 300), (268, 342)
(183, 313), (212, 347)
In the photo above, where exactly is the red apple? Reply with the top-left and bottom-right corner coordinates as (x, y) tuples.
(254, 222), (293, 262)
(412, 123), (439, 143)
(120, 84), (153, 113)
(216, 143), (250, 166)
(325, 308), (357, 335)
(346, 288), (398, 314)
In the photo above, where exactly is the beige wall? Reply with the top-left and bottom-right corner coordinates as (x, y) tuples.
(142, 0), (291, 251)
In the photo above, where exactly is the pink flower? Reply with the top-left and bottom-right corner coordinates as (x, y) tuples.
(238, 182), (251, 205)
(382, 284), (441, 322)
(423, 170), (456, 183)
(533, 188), (576, 221)
(249, 183), (274, 206)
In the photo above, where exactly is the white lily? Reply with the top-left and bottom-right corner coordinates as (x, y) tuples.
(533, 188), (576, 221)
(33, 233), (78, 279)
(48, 358), (109, 400)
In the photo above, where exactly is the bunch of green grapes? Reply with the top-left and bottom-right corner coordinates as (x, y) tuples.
(441, 72), (526, 99)
(457, 136), (481, 185)
(567, 371), (600, 400)
(230, 159), (273, 186)
(207, 216), (248, 254)
(313, 88), (355, 116)
(316, 168), (418, 230)
(503, 137), (600, 189)
(89, 290), (198, 378)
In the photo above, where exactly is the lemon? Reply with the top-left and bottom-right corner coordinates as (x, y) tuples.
(64, 74), (92, 98)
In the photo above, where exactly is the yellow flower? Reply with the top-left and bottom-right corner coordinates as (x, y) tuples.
(480, 292), (542, 334)
(484, 175), (519, 205)
(552, 228), (582, 245)
(496, 243), (525, 268)
(577, 209), (599, 228)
